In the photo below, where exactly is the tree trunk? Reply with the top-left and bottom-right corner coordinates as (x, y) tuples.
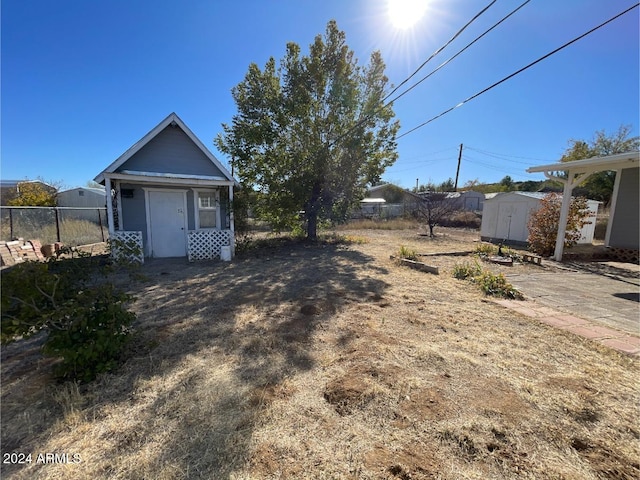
(429, 223), (434, 238)
(306, 181), (322, 241)
(307, 211), (318, 241)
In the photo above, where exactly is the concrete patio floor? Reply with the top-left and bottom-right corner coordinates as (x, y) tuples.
(500, 260), (640, 356)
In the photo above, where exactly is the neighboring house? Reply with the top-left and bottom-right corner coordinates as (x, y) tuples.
(57, 187), (106, 208)
(480, 191), (599, 246)
(94, 112), (237, 261)
(416, 191), (484, 211)
(362, 183), (421, 218)
(527, 151), (639, 261)
(0, 180), (56, 205)
(445, 191), (485, 211)
(359, 198), (386, 218)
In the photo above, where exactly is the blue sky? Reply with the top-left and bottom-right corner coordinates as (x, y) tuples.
(2, 0), (638, 190)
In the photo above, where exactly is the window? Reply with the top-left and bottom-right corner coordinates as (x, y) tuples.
(197, 191), (217, 228)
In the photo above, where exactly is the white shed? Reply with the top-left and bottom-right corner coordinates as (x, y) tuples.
(480, 192), (599, 245)
(57, 187), (106, 208)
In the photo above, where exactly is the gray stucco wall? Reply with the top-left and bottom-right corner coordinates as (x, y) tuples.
(116, 125), (226, 178)
(609, 167), (639, 249)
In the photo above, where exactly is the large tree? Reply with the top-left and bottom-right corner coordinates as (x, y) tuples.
(216, 20), (399, 240)
(561, 125), (639, 204)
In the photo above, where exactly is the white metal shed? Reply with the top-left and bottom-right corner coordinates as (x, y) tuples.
(480, 191), (599, 245)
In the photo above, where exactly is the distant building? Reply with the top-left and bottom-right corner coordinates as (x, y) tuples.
(56, 187), (106, 208)
(415, 190), (485, 211)
(0, 180), (57, 205)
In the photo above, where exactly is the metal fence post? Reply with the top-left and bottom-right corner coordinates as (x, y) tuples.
(97, 208), (105, 242)
(54, 208), (61, 242)
(9, 208), (14, 239)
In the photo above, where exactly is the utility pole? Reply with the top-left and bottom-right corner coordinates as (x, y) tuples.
(454, 143), (463, 192)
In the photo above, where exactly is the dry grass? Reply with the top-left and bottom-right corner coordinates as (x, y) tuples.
(2, 228), (639, 479)
(0, 216), (106, 246)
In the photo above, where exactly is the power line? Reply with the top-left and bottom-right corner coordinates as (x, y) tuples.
(382, 0), (499, 103)
(396, 3), (640, 140)
(464, 146), (541, 165)
(386, 0), (531, 106)
(329, 1), (503, 150)
(465, 146), (553, 163)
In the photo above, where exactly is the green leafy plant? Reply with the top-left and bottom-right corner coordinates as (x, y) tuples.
(42, 285), (135, 382)
(1, 254), (136, 382)
(108, 236), (144, 265)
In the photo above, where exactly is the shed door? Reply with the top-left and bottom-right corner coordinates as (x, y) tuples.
(148, 190), (187, 257)
(496, 204), (517, 241)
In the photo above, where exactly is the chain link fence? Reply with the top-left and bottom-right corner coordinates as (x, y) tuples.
(0, 207), (107, 246)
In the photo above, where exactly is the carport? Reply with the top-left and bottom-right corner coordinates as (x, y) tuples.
(527, 151), (639, 261)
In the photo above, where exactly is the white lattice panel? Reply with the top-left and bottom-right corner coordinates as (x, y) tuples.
(188, 230), (231, 261)
(110, 231), (144, 264)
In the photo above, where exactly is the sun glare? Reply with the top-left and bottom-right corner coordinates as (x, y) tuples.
(388, 0), (428, 29)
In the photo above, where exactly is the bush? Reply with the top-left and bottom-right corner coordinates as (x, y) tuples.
(473, 270), (524, 299)
(452, 261), (524, 299)
(527, 193), (591, 256)
(42, 285), (135, 382)
(452, 260), (482, 280)
(397, 245), (419, 261)
(1, 255), (136, 382)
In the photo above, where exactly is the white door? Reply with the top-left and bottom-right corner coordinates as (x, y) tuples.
(148, 190), (187, 257)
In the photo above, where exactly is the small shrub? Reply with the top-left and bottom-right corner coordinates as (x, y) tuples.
(42, 285), (135, 382)
(397, 245), (418, 261)
(473, 271), (524, 299)
(453, 261), (524, 299)
(527, 193), (591, 256)
(474, 243), (496, 257)
(452, 260), (482, 280)
(1, 254), (136, 382)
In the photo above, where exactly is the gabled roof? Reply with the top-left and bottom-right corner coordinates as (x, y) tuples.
(94, 112), (235, 184)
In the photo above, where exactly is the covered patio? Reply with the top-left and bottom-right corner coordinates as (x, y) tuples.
(527, 151), (639, 262)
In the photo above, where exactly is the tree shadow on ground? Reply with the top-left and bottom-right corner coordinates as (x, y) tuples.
(2, 239), (389, 479)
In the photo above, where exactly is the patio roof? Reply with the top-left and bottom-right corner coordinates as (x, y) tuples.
(526, 151), (639, 261)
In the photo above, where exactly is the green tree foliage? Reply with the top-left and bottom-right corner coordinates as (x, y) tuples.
(216, 20), (400, 240)
(561, 125), (639, 204)
(8, 181), (57, 206)
(414, 177), (455, 193)
(499, 175), (514, 191)
(527, 193), (591, 257)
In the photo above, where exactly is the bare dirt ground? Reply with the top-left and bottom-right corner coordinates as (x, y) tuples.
(2, 227), (639, 479)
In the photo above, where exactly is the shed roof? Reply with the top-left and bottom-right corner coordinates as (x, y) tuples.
(58, 187), (106, 195)
(94, 112), (236, 185)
